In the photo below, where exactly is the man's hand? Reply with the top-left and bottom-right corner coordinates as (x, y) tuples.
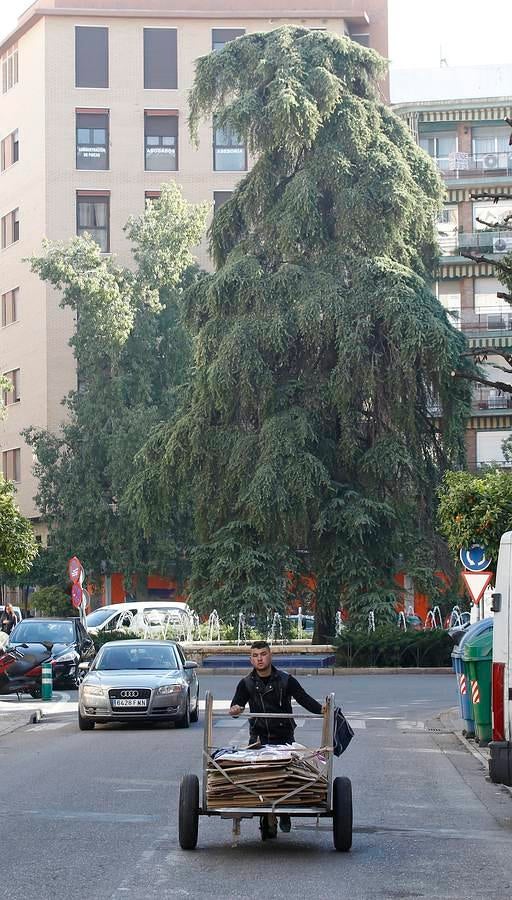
(230, 705), (244, 717)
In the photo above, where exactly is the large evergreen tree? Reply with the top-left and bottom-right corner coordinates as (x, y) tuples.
(136, 29), (474, 636)
(24, 184), (208, 595)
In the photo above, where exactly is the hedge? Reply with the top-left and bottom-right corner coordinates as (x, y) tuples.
(335, 627), (453, 668)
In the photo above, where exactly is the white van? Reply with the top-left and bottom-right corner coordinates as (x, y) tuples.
(85, 601), (191, 638)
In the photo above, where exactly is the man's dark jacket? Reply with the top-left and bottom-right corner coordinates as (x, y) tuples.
(231, 665), (322, 745)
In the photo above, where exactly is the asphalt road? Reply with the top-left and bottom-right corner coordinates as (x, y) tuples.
(1, 674), (512, 900)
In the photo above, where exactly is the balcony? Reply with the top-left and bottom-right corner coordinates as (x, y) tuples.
(460, 307), (512, 336)
(439, 230), (512, 257)
(473, 387), (512, 412)
(434, 151), (512, 179)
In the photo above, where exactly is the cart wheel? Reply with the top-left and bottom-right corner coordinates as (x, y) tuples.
(178, 774), (200, 850)
(332, 776), (352, 852)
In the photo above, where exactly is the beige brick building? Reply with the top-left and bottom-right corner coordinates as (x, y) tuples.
(0, 0), (388, 527)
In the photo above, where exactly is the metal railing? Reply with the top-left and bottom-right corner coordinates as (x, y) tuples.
(439, 230), (512, 257)
(433, 151), (512, 178)
(473, 387), (512, 411)
(460, 307), (512, 334)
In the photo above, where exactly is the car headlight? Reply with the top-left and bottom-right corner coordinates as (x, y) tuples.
(55, 651), (77, 663)
(156, 684), (185, 696)
(82, 685), (107, 698)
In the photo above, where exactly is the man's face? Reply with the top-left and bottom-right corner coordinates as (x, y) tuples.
(250, 647), (272, 673)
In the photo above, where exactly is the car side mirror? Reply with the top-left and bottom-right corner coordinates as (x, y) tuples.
(184, 660), (198, 669)
(78, 661), (90, 671)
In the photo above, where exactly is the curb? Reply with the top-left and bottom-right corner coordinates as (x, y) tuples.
(29, 709), (43, 725)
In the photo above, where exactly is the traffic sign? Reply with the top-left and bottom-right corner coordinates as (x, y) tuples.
(461, 570), (493, 605)
(460, 544), (492, 572)
(71, 583), (83, 609)
(68, 556), (83, 584)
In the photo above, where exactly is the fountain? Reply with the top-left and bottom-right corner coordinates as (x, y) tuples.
(448, 605), (464, 628)
(206, 609), (221, 642)
(267, 611), (284, 645)
(397, 611), (407, 630)
(237, 612), (249, 646)
(335, 610), (344, 637)
(424, 606), (443, 630)
(296, 606), (303, 640)
(368, 610), (376, 633)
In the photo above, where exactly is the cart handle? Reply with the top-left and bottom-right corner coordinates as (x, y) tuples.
(214, 711), (322, 719)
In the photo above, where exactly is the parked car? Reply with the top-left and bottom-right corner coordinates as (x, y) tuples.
(85, 601), (190, 637)
(8, 617), (95, 687)
(77, 639), (199, 730)
(287, 614), (315, 634)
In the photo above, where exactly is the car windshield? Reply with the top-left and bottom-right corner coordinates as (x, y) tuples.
(95, 645), (179, 671)
(11, 620), (74, 644)
(86, 608), (118, 628)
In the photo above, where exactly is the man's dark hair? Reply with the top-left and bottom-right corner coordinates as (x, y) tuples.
(251, 640), (270, 650)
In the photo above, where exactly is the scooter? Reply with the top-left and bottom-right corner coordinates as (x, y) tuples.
(0, 635), (54, 698)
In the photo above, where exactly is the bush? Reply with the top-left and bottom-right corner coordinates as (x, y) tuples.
(29, 585), (74, 618)
(335, 627), (453, 668)
(91, 630), (141, 652)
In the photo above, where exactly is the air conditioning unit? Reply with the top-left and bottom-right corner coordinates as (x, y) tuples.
(493, 235), (512, 253)
(483, 152), (500, 170)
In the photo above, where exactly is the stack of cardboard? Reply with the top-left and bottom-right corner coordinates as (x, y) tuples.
(206, 745), (328, 808)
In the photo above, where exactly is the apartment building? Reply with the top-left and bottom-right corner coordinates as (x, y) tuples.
(395, 96), (512, 470)
(0, 0), (389, 528)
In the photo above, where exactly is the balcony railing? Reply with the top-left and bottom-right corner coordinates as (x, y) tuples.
(473, 387), (512, 411)
(434, 151), (512, 179)
(460, 307), (512, 334)
(439, 230), (512, 257)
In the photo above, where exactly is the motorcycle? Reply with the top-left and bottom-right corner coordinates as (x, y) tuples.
(0, 635), (54, 698)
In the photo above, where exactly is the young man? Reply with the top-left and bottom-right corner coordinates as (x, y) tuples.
(230, 640), (323, 839)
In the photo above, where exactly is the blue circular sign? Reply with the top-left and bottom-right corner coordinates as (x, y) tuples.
(459, 544), (492, 572)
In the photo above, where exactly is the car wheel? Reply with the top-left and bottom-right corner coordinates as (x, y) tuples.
(332, 776), (352, 852)
(175, 696), (190, 729)
(30, 685), (42, 699)
(190, 689), (199, 723)
(78, 708), (95, 731)
(178, 774), (200, 850)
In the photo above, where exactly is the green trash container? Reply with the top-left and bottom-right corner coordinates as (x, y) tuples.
(462, 627), (493, 745)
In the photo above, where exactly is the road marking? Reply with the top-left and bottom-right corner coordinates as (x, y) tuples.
(25, 721), (69, 732)
(24, 809), (158, 824)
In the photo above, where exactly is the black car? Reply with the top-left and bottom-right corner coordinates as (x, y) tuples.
(8, 617), (95, 687)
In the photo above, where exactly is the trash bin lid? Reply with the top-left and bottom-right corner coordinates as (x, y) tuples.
(458, 617), (493, 651)
(462, 626), (493, 661)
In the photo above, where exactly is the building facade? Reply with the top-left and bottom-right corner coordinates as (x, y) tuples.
(0, 0), (389, 528)
(395, 96), (512, 470)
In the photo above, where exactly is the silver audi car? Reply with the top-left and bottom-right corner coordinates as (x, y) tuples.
(78, 640), (199, 730)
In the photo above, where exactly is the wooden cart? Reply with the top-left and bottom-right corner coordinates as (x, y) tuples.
(178, 691), (352, 851)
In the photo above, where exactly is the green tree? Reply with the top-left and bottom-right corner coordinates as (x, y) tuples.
(24, 183), (208, 593)
(0, 474), (38, 576)
(136, 28), (472, 637)
(437, 469), (512, 571)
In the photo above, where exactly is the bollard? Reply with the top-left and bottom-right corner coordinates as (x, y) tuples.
(41, 660), (53, 701)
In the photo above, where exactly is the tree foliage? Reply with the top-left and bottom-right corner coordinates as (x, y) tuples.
(0, 475), (38, 576)
(24, 183), (209, 590)
(135, 28), (472, 637)
(437, 469), (512, 571)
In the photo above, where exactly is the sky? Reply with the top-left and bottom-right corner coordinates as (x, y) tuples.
(1, 0), (512, 70)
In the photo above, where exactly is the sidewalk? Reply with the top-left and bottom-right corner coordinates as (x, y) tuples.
(0, 704), (40, 737)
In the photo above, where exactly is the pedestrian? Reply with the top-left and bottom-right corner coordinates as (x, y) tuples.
(230, 640), (324, 839)
(0, 603), (17, 636)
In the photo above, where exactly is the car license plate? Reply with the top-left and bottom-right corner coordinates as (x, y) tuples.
(112, 699), (147, 708)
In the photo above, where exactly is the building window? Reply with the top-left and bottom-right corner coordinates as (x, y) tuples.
(144, 112), (178, 171)
(75, 27), (108, 88)
(1, 208), (19, 249)
(2, 369), (20, 405)
(76, 111), (109, 170)
(350, 32), (370, 47)
(1, 129), (19, 172)
(212, 28), (245, 51)
(144, 28), (177, 90)
(419, 132), (457, 173)
(76, 193), (110, 252)
(145, 191), (161, 203)
(213, 123), (247, 171)
(214, 191), (233, 214)
(2, 448), (20, 482)
(1, 288), (18, 327)
(1, 45), (18, 94)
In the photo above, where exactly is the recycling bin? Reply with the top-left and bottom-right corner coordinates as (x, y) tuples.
(451, 618), (492, 738)
(462, 623), (494, 745)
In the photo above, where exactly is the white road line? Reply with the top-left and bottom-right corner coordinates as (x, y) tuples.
(25, 721), (70, 732)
